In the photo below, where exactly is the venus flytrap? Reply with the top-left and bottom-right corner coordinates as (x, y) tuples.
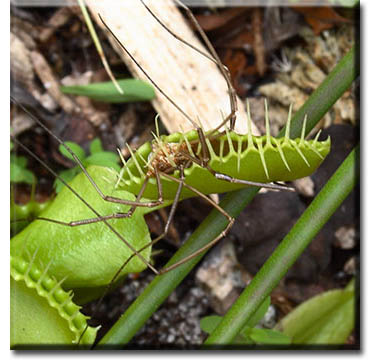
(11, 252), (98, 348)
(11, 166), (152, 291)
(117, 104), (330, 202)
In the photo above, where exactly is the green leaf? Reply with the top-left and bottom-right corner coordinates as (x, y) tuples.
(55, 139), (121, 192)
(11, 154), (28, 169)
(200, 316), (254, 345)
(231, 326), (254, 345)
(59, 142), (86, 162)
(275, 286), (355, 344)
(200, 296), (271, 341)
(10, 163), (35, 185)
(54, 168), (79, 193)
(200, 315), (222, 334)
(86, 151), (119, 166)
(249, 328), (291, 345)
(90, 138), (103, 154)
(85, 152), (120, 169)
(60, 79), (155, 103)
(10, 154), (35, 185)
(245, 296), (271, 329)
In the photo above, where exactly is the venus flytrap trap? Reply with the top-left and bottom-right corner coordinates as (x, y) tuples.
(10, 154), (153, 348)
(11, 165), (152, 291)
(11, 93), (330, 283)
(11, 252), (98, 348)
(117, 104), (330, 202)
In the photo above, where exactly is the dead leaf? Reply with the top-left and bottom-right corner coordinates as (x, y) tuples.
(221, 49), (249, 96)
(293, 6), (351, 35)
(195, 8), (248, 31)
(221, 26), (254, 50)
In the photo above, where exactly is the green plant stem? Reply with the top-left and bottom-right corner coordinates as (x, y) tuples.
(204, 146), (359, 347)
(77, 0), (123, 95)
(97, 187), (259, 347)
(98, 45), (358, 348)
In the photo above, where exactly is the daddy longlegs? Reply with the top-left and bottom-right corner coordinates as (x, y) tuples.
(11, 0), (330, 346)
(12, 1), (293, 274)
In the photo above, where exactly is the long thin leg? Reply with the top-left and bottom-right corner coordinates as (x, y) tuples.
(173, 0), (237, 130)
(92, 162), (237, 281)
(97, 13), (229, 170)
(160, 219), (234, 274)
(78, 166), (186, 345)
(111, 166), (187, 273)
(139, 0), (220, 66)
(139, 0), (237, 148)
(137, 166), (185, 250)
(140, 0), (237, 130)
(102, 167), (186, 283)
(98, 16), (199, 131)
(156, 171), (235, 274)
(122, 168), (164, 218)
(178, 150), (295, 192)
(213, 172), (295, 192)
(13, 174), (149, 226)
(11, 134), (159, 275)
(98, 165), (235, 276)
(35, 169), (164, 226)
(11, 97), (161, 209)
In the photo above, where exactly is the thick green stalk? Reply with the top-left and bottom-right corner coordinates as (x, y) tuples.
(97, 187), (259, 347)
(204, 146), (359, 346)
(98, 45), (358, 348)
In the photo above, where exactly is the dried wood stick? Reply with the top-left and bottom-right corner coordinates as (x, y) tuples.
(85, 0), (259, 135)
